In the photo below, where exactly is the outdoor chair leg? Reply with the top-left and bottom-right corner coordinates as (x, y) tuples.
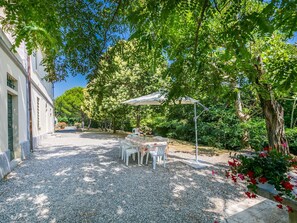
(121, 148), (125, 160)
(146, 153), (149, 165)
(163, 155), (166, 167)
(153, 156), (157, 170)
(126, 153), (129, 166)
(132, 153), (136, 161)
(140, 154), (144, 165)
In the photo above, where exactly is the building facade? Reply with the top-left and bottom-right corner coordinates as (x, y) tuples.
(0, 12), (54, 178)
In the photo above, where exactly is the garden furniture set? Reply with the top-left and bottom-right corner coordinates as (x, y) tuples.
(119, 134), (168, 170)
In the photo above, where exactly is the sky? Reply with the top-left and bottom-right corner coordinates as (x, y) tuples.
(54, 74), (87, 98)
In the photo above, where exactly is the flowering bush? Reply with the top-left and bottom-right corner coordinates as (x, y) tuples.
(226, 147), (297, 212)
(57, 122), (67, 129)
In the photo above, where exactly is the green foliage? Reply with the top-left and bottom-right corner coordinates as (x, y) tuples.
(228, 149), (296, 202)
(197, 106), (242, 150)
(85, 40), (167, 132)
(237, 150), (292, 188)
(242, 118), (268, 150)
(0, 0), (124, 81)
(55, 87), (85, 123)
(286, 128), (297, 155)
(58, 116), (68, 123)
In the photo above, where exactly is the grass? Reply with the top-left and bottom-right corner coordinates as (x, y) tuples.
(56, 127), (232, 156)
(168, 138), (229, 156)
(79, 128), (230, 157)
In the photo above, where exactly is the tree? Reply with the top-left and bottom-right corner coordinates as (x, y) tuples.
(55, 87), (86, 127)
(124, 0), (297, 153)
(0, 0), (125, 81)
(86, 40), (167, 133)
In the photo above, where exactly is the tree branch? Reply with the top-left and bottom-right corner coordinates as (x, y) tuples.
(194, 0), (209, 56)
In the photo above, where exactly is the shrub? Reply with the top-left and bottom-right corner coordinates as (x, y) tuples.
(58, 116), (68, 123)
(243, 118), (268, 150)
(57, 122), (67, 129)
(227, 148), (297, 212)
(286, 128), (297, 155)
(74, 122), (81, 129)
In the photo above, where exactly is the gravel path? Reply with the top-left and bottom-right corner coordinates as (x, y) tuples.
(0, 132), (287, 223)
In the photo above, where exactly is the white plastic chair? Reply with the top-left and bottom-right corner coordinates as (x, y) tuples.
(132, 128), (141, 135)
(125, 147), (140, 166)
(152, 137), (169, 162)
(120, 140), (140, 166)
(146, 144), (168, 170)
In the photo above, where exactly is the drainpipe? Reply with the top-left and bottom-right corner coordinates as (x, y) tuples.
(27, 55), (33, 152)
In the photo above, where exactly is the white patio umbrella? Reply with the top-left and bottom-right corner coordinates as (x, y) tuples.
(122, 91), (209, 163)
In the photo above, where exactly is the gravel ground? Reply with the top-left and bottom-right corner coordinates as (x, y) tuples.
(0, 131), (287, 223)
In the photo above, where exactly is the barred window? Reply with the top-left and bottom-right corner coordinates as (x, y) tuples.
(7, 74), (16, 89)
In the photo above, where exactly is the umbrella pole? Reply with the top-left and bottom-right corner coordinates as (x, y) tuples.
(194, 103), (198, 163)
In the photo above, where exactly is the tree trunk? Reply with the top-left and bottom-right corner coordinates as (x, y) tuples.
(87, 119), (92, 130)
(291, 98), (297, 128)
(112, 116), (116, 133)
(234, 87), (251, 149)
(81, 112), (85, 130)
(136, 106), (140, 128)
(254, 55), (289, 154)
(259, 96), (289, 154)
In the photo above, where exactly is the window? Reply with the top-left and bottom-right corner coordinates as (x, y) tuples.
(7, 74), (16, 89)
(37, 97), (40, 129)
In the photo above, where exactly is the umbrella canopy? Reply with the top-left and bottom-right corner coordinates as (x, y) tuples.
(122, 91), (203, 106)
(122, 91), (209, 163)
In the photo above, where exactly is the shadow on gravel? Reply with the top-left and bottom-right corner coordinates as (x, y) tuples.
(0, 132), (250, 223)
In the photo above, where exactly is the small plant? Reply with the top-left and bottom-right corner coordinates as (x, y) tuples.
(226, 146), (297, 212)
(74, 122), (81, 129)
(140, 125), (152, 135)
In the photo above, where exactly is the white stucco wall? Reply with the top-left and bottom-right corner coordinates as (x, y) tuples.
(0, 16), (54, 171)
(0, 41), (28, 154)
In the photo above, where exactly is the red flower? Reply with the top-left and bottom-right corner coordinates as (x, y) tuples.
(250, 178), (257, 185)
(251, 193), (257, 198)
(247, 171), (254, 178)
(282, 181), (294, 191)
(277, 204), (283, 209)
(263, 146), (271, 151)
(238, 174), (245, 180)
(287, 206), (293, 213)
(245, 191), (252, 198)
(231, 175), (237, 183)
(273, 195), (283, 203)
(228, 160), (236, 167)
(282, 142), (288, 148)
(259, 152), (267, 158)
(245, 192), (256, 198)
(258, 177), (268, 184)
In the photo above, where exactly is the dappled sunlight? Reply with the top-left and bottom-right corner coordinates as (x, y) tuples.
(54, 167), (72, 176)
(116, 206), (124, 215)
(172, 185), (186, 198)
(36, 150), (80, 160)
(34, 194), (50, 220)
(83, 176), (96, 182)
(0, 131), (287, 222)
